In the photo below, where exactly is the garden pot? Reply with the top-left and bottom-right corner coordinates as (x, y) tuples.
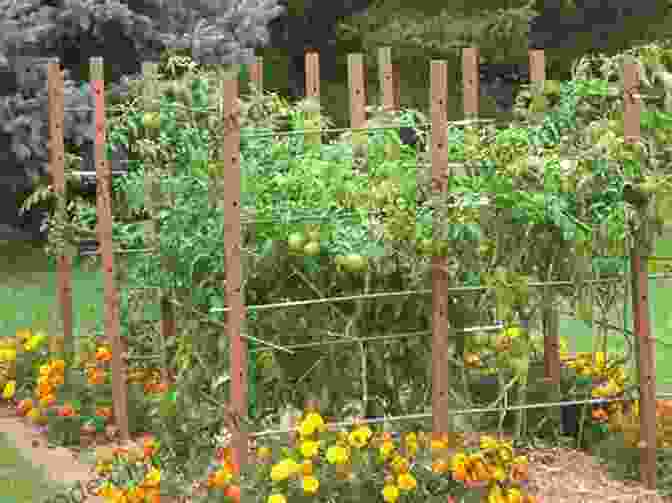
(561, 403), (579, 437)
(77, 239), (99, 257)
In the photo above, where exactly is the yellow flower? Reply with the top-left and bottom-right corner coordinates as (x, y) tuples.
(488, 485), (505, 503)
(480, 435), (498, 450)
(490, 465), (506, 482)
(506, 487), (523, 503)
(504, 327), (522, 339)
(390, 454), (410, 474)
(382, 484), (400, 503)
(379, 440), (395, 459)
(300, 440), (321, 458)
(326, 445), (349, 465)
(298, 412), (325, 438)
(397, 472), (417, 491)
(39, 364), (51, 376)
(143, 467), (161, 487)
(406, 440), (418, 457)
(270, 458), (300, 482)
(15, 329), (32, 342)
(2, 380), (15, 399)
(348, 426), (372, 448)
(24, 334), (46, 352)
(267, 495), (287, 503)
(0, 349), (16, 361)
(302, 475), (320, 494)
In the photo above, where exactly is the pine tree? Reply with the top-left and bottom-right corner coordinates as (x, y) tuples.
(0, 0), (285, 237)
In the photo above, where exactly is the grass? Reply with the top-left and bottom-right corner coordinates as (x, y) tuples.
(0, 241), (104, 340)
(565, 234), (672, 392)
(0, 431), (67, 502)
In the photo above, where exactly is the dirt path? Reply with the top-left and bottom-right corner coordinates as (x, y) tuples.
(0, 407), (104, 502)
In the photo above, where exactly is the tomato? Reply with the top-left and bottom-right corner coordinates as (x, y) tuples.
(303, 241), (320, 256)
(141, 112), (160, 131)
(288, 232), (306, 253)
(343, 253), (367, 272)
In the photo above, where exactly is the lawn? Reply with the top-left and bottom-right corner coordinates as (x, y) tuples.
(0, 240), (104, 340)
(0, 430), (67, 502)
(566, 233), (672, 392)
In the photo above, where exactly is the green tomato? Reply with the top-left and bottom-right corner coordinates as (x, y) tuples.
(303, 241), (320, 256)
(472, 333), (488, 347)
(509, 357), (529, 376)
(288, 232), (306, 253)
(343, 253), (367, 273)
(142, 112), (161, 131)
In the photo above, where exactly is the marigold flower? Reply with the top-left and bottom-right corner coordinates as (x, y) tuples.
(96, 346), (112, 362)
(326, 445), (349, 465)
(390, 454), (410, 474)
(300, 440), (320, 458)
(379, 440), (396, 459)
(2, 380), (15, 399)
(397, 472), (417, 491)
(480, 435), (498, 450)
(298, 412), (325, 438)
(382, 484), (400, 503)
(302, 475), (319, 494)
(348, 426), (372, 448)
(51, 359), (65, 372)
(270, 458), (300, 482)
(432, 458), (449, 474)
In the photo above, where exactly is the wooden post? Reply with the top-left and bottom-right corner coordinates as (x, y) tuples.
(348, 53), (368, 162)
(529, 49), (562, 387)
(249, 56), (263, 95)
(141, 61), (173, 384)
(91, 57), (129, 442)
(623, 56), (657, 490)
(221, 75), (248, 474)
(462, 47), (479, 119)
(378, 47), (399, 161)
(304, 51), (321, 150)
(47, 60), (73, 361)
(430, 60), (451, 438)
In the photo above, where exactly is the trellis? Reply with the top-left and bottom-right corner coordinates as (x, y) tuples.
(45, 47), (661, 492)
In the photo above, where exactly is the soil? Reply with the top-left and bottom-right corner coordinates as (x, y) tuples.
(0, 405), (105, 502)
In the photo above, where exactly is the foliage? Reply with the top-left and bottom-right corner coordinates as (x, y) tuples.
(24, 40), (672, 488)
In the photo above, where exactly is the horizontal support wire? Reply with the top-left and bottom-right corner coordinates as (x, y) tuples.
(249, 394), (672, 439)
(212, 273), (672, 313)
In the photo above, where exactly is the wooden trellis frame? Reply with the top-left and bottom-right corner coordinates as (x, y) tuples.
(45, 48), (657, 491)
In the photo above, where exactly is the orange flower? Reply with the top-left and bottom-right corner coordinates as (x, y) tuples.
(95, 407), (113, 419)
(95, 346), (112, 362)
(431, 458), (449, 474)
(510, 461), (529, 482)
(86, 367), (106, 385)
(592, 408), (608, 422)
(58, 404), (76, 417)
(223, 485), (241, 503)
